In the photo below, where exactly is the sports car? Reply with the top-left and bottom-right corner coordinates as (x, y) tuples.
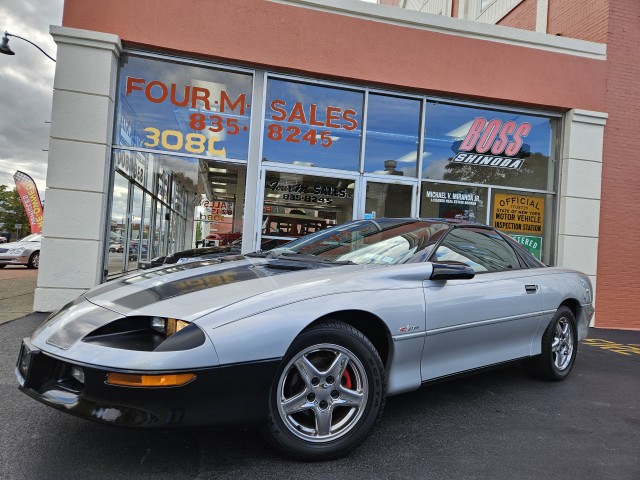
(16, 218), (593, 460)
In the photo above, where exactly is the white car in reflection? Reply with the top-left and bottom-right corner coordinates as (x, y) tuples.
(16, 219), (593, 460)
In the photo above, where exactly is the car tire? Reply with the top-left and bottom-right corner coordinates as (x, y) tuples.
(27, 251), (40, 269)
(263, 320), (386, 460)
(524, 306), (577, 381)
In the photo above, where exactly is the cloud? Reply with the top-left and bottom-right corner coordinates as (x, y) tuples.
(0, 0), (64, 197)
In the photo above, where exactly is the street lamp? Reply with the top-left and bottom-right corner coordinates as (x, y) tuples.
(0, 31), (56, 62)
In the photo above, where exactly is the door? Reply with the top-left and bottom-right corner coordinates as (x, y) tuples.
(258, 167), (360, 250)
(361, 177), (417, 219)
(420, 227), (544, 381)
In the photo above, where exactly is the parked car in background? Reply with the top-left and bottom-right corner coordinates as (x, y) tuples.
(108, 243), (124, 253)
(0, 233), (41, 269)
(262, 213), (327, 238)
(0, 236), (7, 243)
(203, 232), (242, 247)
(127, 244), (148, 262)
(16, 218), (593, 459)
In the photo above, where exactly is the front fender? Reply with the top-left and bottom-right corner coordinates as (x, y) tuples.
(203, 288), (427, 395)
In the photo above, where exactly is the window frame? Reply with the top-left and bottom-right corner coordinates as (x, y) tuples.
(428, 225), (528, 273)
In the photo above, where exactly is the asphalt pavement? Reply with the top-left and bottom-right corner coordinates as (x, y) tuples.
(1, 312), (638, 480)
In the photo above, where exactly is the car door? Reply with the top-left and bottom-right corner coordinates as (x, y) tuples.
(420, 227), (544, 381)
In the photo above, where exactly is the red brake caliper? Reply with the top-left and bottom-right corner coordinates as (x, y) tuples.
(342, 368), (352, 389)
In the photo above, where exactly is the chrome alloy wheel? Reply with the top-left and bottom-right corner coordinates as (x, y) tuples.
(552, 317), (574, 370)
(276, 343), (368, 443)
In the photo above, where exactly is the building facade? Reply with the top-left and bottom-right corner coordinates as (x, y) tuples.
(36, 0), (626, 326)
(387, 0), (639, 330)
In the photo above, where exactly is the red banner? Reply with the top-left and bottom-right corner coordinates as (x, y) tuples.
(13, 171), (44, 234)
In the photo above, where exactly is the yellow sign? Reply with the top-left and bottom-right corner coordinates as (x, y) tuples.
(493, 194), (544, 234)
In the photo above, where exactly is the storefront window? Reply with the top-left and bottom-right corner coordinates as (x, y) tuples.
(195, 161), (247, 248)
(423, 102), (556, 191)
(152, 201), (163, 258)
(115, 55), (253, 160)
(262, 171), (355, 248)
(263, 78), (364, 170)
(420, 182), (488, 223)
(108, 53), (561, 276)
(365, 182), (413, 218)
(107, 172), (129, 276)
(364, 94), (421, 177)
(107, 149), (199, 277)
(490, 189), (555, 264)
(128, 186), (144, 270)
(141, 193), (152, 262)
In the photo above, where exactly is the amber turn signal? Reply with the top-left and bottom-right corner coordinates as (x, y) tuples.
(106, 372), (196, 387)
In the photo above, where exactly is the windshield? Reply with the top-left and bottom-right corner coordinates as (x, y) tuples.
(268, 219), (450, 265)
(20, 234), (42, 242)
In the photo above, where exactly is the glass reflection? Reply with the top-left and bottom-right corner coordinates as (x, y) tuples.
(107, 173), (129, 276)
(420, 182), (488, 223)
(365, 182), (413, 218)
(423, 102), (555, 190)
(107, 150), (199, 278)
(115, 55), (253, 160)
(364, 94), (420, 177)
(262, 171), (355, 248)
(128, 186), (143, 270)
(263, 78), (363, 170)
(491, 189), (555, 265)
(196, 161), (246, 251)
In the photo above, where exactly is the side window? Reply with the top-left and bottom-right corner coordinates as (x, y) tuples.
(431, 228), (522, 273)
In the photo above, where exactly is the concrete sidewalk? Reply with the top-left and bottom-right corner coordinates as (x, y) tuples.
(0, 267), (38, 325)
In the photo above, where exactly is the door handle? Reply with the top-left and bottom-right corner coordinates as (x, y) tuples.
(525, 284), (539, 293)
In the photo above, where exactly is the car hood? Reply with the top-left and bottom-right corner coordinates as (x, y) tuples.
(0, 240), (40, 249)
(83, 256), (374, 321)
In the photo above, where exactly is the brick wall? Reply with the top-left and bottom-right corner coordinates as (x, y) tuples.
(547, 0), (608, 42)
(597, 0), (640, 329)
(497, 0), (536, 31)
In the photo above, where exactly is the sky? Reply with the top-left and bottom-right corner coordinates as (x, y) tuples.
(0, 0), (64, 198)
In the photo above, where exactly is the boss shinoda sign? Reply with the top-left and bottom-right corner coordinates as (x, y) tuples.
(452, 117), (532, 170)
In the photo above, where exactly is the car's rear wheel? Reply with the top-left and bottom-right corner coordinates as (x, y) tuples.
(525, 306), (577, 381)
(263, 320), (386, 460)
(27, 251), (39, 269)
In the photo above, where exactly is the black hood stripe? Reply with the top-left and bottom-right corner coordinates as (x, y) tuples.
(94, 262), (291, 312)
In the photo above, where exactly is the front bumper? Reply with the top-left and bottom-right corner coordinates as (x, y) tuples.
(0, 253), (29, 266)
(17, 338), (281, 428)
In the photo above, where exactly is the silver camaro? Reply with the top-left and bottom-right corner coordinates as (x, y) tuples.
(16, 218), (593, 460)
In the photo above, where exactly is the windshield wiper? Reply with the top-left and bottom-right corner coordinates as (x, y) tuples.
(247, 250), (354, 265)
(275, 252), (355, 265)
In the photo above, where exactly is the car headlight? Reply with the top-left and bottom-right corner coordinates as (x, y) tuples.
(82, 316), (206, 352)
(7, 247), (25, 255)
(150, 317), (190, 336)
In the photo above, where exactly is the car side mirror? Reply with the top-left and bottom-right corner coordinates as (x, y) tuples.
(429, 261), (475, 280)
